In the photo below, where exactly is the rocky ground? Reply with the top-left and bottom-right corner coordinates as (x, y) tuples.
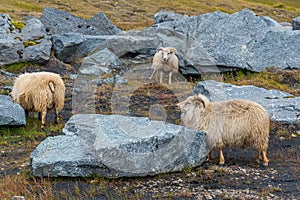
(0, 56), (299, 199)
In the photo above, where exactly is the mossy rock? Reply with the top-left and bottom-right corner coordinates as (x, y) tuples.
(11, 20), (26, 30)
(23, 41), (38, 47)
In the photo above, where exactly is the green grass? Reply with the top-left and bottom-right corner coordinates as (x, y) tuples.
(2, 62), (40, 72)
(0, 117), (64, 146)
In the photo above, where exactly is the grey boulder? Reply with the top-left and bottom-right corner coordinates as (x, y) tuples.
(193, 80), (300, 123)
(51, 33), (159, 63)
(23, 38), (52, 63)
(292, 16), (300, 30)
(0, 36), (24, 65)
(79, 48), (122, 76)
(40, 7), (122, 35)
(138, 9), (300, 73)
(51, 33), (84, 63)
(0, 15), (52, 65)
(30, 114), (207, 177)
(0, 95), (26, 126)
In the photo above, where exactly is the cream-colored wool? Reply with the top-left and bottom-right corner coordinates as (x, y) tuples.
(177, 94), (270, 166)
(149, 47), (179, 84)
(11, 72), (65, 128)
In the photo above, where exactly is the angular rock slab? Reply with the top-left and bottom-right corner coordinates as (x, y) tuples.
(30, 114), (207, 178)
(135, 9), (300, 73)
(40, 7), (122, 35)
(0, 95), (26, 126)
(193, 80), (300, 123)
(292, 16), (300, 30)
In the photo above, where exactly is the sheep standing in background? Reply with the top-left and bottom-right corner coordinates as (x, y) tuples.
(177, 94), (270, 166)
(11, 72), (65, 129)
(149, 47), (179, 84)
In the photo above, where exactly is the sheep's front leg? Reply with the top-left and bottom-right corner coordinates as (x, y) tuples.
(41, 110), (47, 129)
(168, 71), (173, 84)
(160, 71), (164, 84)
(207, 151), (213, 162)
(218, 148), (225, 165)
(149, 68), (157, 80)
(262, 150), (269, 166)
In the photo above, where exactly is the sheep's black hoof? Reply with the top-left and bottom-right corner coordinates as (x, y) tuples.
(41, 125), (45, 130)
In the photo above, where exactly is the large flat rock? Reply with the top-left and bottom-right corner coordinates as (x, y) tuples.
(132, 9), (300, 74)
(0, 95), (26, 126)
(30, 114), (207, 178)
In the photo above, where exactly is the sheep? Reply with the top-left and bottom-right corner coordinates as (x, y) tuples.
(177, 94), (270, 166)
(149, 47), (179, 84)
(11, 72), (65, 129)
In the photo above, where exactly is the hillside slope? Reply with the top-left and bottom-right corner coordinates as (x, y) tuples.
(0, 0), (300, 30)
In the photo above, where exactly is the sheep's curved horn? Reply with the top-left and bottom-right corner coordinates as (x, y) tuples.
(157, 47), (164, 52)
(193, 94), (209, 108)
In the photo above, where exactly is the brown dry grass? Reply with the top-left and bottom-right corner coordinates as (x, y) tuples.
(1, 0), (300, 30)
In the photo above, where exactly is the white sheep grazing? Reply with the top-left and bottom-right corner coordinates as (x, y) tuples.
(11, 72), (65, 129)
(149, 47), (179, 84)
(177, 94), (270, 166)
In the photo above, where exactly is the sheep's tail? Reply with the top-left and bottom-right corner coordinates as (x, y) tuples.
(49, 82), (55, 93)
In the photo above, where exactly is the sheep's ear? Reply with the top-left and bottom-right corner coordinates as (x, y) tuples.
(157, 47), (163, 52)
(169, 47), (177, 54)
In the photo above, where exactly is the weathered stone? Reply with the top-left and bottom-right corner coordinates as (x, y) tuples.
(193, 80), (300, 123)
(292, 16), (300, 30)
(0, 36), (23, 65)
(0, 95), (26, 126)
(79, 48), (122, 76)
(51, 34), (159, 63)
(0, 15), (51, 64)
(260, 16), (282, 27)
(30, 114), (208, 177)
(51, 33), (84, 63)
(136, 9), (300, 74)
(23, 39), (52, 63)
(85, 12), (123, 35)
(40, 7), (122, 35)
(90, 75), (128, 85)
(21, 18), (46, 41)
(0, 14), (13, 34)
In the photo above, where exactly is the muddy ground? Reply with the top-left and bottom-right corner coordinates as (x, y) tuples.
(0, 56), (299, 199)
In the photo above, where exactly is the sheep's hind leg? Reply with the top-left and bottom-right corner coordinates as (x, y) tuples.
(218, 148), (225, 165)
(54, 110), (59, 124)
(41, 111), (47, 129)
(256, 151), (262, 163)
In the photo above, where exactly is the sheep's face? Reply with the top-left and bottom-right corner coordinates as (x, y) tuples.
(177, 95), (205, 114)
(157, 47), (177, 62)
(177, 94), (209, 128)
